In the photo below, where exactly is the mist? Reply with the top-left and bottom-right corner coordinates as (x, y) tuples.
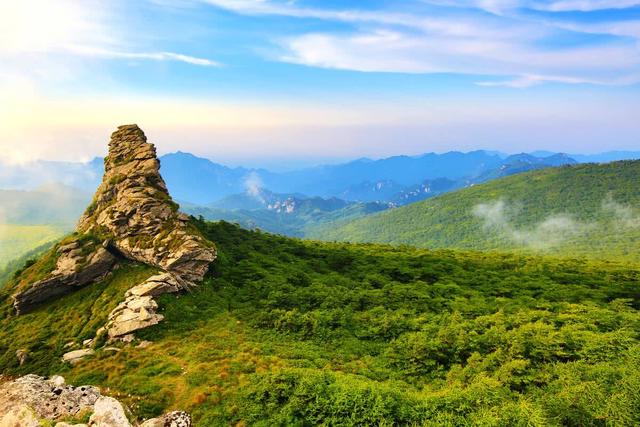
(472, 200), (588, 250)
(244, 171), (265, 204)
(473, 196), (640, 251)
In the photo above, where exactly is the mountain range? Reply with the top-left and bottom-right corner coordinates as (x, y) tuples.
(3, 149), (638, 206)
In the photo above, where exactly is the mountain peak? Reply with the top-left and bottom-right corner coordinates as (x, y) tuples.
(13, 125), (216, 340)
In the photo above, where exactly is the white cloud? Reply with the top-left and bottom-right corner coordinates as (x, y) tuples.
(197, 0), (640, 86)
(0, 0), (218, 67)
(424, 0), (640, 13)
(532, 0), (640, 12)
(64, 45), (220, 67)
(280, 30), (640, 85)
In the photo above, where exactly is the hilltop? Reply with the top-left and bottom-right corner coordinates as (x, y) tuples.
(311, 161), (640, 262)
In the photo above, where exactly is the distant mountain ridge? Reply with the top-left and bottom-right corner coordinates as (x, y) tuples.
(2, 149), (626, 206)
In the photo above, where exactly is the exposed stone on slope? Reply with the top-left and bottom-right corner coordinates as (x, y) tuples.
(62, 349), (96, 365)
(106, 273), (182, 339)
(0, 375), (100, 420)
(139, 411), (192, 427)
(12, 124), (216, 339)
(13, 241), (118, 314)
(0, 375), (192, 427)
(89, 396), (131, 427)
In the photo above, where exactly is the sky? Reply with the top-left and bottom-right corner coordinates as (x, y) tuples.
(0, 0), (639, 168)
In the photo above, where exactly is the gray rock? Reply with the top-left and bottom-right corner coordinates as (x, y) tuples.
(162, 411), (192, 427)
(63, 349), (95, 364)
(88, 396), (131, 427)
(13, 245), (118, 314)
(139, 411), (192, 427)
(0, 405), (41, 427)
(0, 375), (100, 420)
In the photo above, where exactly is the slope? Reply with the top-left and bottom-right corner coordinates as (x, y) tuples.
(311, 161), (640, 262)
(0, 221), (639, 425)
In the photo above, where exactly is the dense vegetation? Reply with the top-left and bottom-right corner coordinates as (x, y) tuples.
(311, 161), (640, 262)
(185, 200), (387, 238)
(1, 220), (639, 425)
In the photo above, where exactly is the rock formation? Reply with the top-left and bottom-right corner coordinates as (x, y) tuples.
(12, 124), (216, 339)
(0, 375), (100, 422)
(0, 375), (192, 427)
(13, 240), (118, 314)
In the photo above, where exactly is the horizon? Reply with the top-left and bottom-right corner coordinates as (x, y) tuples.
(2, 145), (640, 173)
(1, 0), (639, 165)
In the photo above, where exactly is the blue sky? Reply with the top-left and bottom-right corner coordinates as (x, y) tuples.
(0, 0), (639, 167)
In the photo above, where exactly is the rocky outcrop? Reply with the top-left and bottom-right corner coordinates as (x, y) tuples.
(0, 375), (100, 421)
(89, 396), (130, 426)
(76, 125), (215, 283)
(62, 349), (96, 365)
(0, 375), (192, 427)
(106, 273), (182, 339)
(139, 411), (192, 427)
(13, 240), (118, 314)
(12, 124), (216, 339)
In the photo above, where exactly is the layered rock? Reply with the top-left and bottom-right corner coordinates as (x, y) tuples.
(76, 124), (215, 283)
(13, 124), (216, 339)
(14, 240), (118, 314)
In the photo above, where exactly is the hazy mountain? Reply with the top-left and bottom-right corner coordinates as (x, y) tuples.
(2, 149), (630, 207)
(159, 152), (252, 204)
(184, 188), (389, 237)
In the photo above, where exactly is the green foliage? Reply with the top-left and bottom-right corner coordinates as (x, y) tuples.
(1, 221), (639, 426)
(0, 263), (156, 376)
(311, 161), (640, 263)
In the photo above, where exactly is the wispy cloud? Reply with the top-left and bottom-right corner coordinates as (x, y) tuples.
(0, 0), (219, 67)
(198, 0), (640, 86)
(64, 45), (220, 67)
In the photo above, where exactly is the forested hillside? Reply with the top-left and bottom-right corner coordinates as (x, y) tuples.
(1, 221), (639, 425)
(312, 161), (640, 262)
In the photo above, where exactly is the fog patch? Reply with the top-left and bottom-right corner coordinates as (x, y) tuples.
(602, 195), (640, 229)
(244, 171), (265, 203)
(472, 199), (589, 250)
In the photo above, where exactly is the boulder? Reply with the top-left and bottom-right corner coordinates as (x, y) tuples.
(88, 396), (131, 427)
(0, 375), (99, 420)
(0, 405), (41, 427)
(140, 411), (192, 427)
